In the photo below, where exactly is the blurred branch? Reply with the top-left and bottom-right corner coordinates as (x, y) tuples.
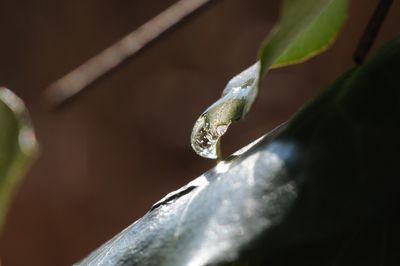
(353, 0), (393, 65)
(44, 0), (220, 110)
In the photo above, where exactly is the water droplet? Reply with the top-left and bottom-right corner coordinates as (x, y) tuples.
(191, 62), (261, 159)
(191, 115), (219, 159)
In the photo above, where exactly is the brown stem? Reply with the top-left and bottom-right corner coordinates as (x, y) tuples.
(44, 0), (220, 110)
(353, 0), (393, 65)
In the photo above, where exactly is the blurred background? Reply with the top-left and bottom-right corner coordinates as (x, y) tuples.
(0, 0), (399, 265)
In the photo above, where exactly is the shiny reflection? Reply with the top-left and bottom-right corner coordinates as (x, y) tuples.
(214, 161), (231, 174)
(0, 87), (24, 114)
(186, 139), (299, 266)
(18, 127), (38, 155)
(76, 135), (301, 266)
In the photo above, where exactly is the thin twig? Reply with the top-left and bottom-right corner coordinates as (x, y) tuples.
(44, 0), (219, 109)
(353, 0), (393, 65)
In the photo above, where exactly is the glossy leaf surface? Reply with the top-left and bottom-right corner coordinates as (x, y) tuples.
(77, 35), (400, 266)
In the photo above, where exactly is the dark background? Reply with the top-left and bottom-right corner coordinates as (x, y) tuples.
(0, 0), (398, 265)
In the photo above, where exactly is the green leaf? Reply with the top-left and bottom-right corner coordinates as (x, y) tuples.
(190, 0), (348, 160)
(260, 0), (349, 76)
(0, 88), (38, 233)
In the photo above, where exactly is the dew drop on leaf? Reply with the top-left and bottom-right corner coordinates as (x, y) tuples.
(191, 115), (219, 159)
(191, 62), (260, 159)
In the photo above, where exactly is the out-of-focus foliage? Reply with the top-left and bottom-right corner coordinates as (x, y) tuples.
(0, 88), (38, 233)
